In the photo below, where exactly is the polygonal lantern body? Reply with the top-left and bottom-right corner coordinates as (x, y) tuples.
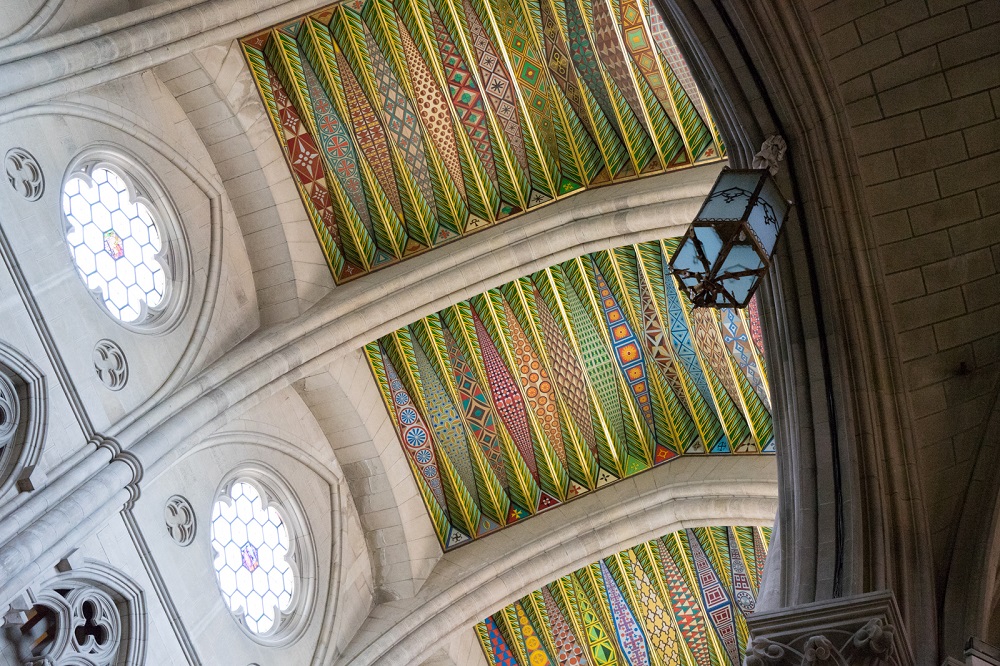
(668, 168), (790, 308)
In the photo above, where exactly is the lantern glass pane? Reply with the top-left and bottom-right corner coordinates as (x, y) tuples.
(722, 274), (758, 305)
(671, 236), (705, 287)
(692, 225), (725, 267)
(719, 243), (764, 305)
(746, 177), (787, 257)
(718, 243), (764, 277)
(697, 171), (763, 221)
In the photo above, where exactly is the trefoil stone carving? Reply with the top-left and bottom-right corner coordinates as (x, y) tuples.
(4, 148), (44, 201)
(164, 494), (196, 546)
(93, 340), (128, 391)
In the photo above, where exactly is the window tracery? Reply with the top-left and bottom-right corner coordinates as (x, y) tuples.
(2, 562), (146, 666)
(210, 476), (305, 640)
(0, 347), (45, 499)
(60, 150), (188, 332)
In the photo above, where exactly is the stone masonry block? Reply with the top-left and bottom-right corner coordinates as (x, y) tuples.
(962, 271), (1000, 311)
(846, 95), (883, 124)
(936, 150), (1000, 196)
(881, 229), (953, 273)
(892, 286), (965, 331)
(946, 52), (1000, 96)
(885, 267), (927, 302)
(898, 325), (939, 361)
(973, 330), (1000, 366)
(964, 118), (1000, 156)
(872, 46), (942, 91)
(873, 209), (914, 244)
(852, 112), (925, 154)
(934, 302), (1000, 349)
(841, 73), (876, 103)
(855, 0), (929, 42)
(822, 22), (863, 58)
(949, 212), (1000, 252)
(938, 22), (1000, 69)
(968, 0), (1000, 28)
(831, 33), (902, 84)
(979, 182), (1000, 215)
(880, 73), (952, 116)
(921, 248), (995, 293)
(858, 149), (899, 184)
(898, 8), (971, 53)
(904, 342), (973, 388)
(813, 0), (886, 35)
(908, 191), (981, 235)
(867, 171), (940, 214)
(895, 130), (968, 175)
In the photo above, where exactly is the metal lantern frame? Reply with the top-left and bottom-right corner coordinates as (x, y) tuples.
(668, 167), (790, 308)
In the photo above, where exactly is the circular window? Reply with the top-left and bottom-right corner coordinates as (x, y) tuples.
(61, 149), (188, 332)
(209, 471), (312, 643)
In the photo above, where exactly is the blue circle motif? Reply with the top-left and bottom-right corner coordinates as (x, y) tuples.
(422, 465), (438, 478)
(415, 449), (432, 464)
(393, 391), (408, 406)
(390, 379), (402, 391)
(399, 408), (417, 425)
(405, 427), (427, 447)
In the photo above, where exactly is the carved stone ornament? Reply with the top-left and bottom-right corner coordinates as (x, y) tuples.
(93, 339), (128, 391)
(2, 562), (146, 666)
(752, 135), (788, 176)
(4, 148), (44, 201)
(745, 591), (913, 666)
(164, 494), (196, 546)
(0, 371), (18, 443)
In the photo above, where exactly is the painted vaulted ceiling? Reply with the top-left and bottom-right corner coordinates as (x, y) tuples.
(241, 0), (723, 283)
(365, 240), (772, 550)
(476, 525), (771, 666)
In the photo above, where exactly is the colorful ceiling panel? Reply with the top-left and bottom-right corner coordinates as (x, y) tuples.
(476, 525), (770, 666)
(365, 240), (772, 550)
(241, 0), (723, 283)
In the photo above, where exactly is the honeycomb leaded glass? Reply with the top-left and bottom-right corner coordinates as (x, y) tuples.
(210, 481), (294, 635)
(63, 166), (165, 322)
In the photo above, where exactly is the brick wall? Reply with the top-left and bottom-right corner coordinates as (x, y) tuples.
(811, 0), (1000, 587)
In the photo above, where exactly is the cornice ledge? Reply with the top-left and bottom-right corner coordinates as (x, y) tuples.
(745, 590), (915, 666)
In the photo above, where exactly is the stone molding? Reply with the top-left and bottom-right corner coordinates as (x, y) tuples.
(0, 342), (46, 500)
(745, 590), (915, 666)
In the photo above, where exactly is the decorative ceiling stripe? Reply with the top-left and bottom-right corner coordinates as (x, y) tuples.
(365, 241), (773, 550)
(477, 527), (771, 666)
(242, 0), (722, 283)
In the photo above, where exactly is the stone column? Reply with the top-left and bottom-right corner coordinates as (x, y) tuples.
(744, 590), (915, 666)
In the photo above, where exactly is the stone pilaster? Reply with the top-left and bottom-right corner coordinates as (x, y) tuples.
(744, 590), (915, 666)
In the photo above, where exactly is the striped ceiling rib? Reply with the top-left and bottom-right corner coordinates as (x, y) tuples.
(241, 0), (723, 283)
(364, 240), (772, 551)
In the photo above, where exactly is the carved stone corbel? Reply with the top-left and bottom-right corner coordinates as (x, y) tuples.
(744, 590), (914, 666)
(752, 135), (787, 176)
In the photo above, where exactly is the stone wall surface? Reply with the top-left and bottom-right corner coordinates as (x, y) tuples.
(805, 0), (1000, 617)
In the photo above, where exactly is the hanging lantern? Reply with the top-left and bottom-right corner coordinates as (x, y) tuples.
(668, 167), (791, 308)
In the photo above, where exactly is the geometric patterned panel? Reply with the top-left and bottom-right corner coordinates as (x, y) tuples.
(476, 526), (771, 666)
(241, 0), (722, 283)
(365, 239), (772, 550)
